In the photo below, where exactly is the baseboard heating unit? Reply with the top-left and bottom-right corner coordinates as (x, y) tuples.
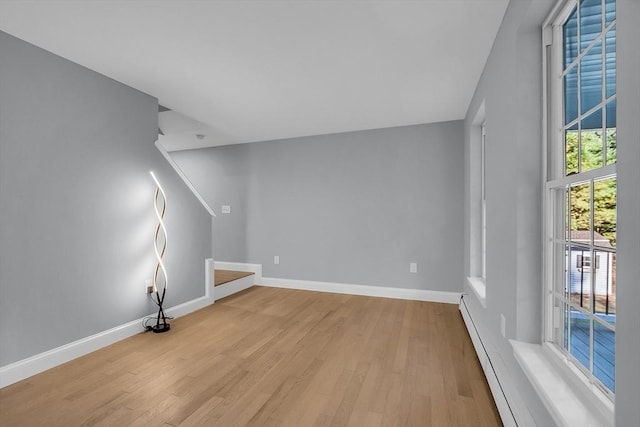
(459, 295), (522, 427)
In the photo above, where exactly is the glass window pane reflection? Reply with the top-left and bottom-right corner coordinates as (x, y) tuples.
(565, 66), (579, 125)
(594, 177), (616, 248)
(580, 0), (602, 52)
(605, 28), (616, 98)
(594, 250), (616, 324)
(594, 321), (615, 391)
(564, 7), (578, 68)
(580, 40), (603, 114)
(606, 100), (616, 165)
(580, 109), (603, 172)
(570, 310), (590, 371)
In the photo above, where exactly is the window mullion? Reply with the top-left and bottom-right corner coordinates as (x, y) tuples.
(601, 1), (607, 167)
(576, 2), (583, 174)
(590, 179), (596, 325)
(546, 163), (616, 189)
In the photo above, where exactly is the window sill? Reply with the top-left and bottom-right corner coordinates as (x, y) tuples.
(511, 340), (613, 427)
(466, 276), (486, 308)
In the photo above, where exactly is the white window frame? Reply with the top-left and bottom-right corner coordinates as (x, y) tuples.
(542, 0), (617, 404)
(467, 103), (487, 307)
(481, 122), (487, 281)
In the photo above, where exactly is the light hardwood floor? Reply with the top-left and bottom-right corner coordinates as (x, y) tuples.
(0, 286), (502, 426)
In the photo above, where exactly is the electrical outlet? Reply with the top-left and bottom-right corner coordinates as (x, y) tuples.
(409, 262), (417, 273)
(500, 314), (506, 338)
(221, 205), (231, 214)
(274, 255), (280, 265)
(145, 279), (154, 294)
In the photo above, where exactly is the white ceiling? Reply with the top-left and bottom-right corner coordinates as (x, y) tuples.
(0, 0), (508, 151)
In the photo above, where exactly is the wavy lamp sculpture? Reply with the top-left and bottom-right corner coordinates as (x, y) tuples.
(150, 171), (170, 333)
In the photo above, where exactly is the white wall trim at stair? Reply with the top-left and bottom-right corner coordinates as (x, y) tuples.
(214, 261), (263, 283)
(155, 139), (216, 217)
(212, 262), (262, 301)
(214, 275), (255, 301)
(0, 258), (215, 389)
(260, 277), (461, 304)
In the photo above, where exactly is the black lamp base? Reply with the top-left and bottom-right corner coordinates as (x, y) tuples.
(151, 294), (170, 333)
(152, 323), (170, 333)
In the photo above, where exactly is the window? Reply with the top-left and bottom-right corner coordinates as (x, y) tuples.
(481, 122), (487, 280)
(577, 253), (600, 270)
(544, 0), (617, 398)
(467, 103), (487, 305)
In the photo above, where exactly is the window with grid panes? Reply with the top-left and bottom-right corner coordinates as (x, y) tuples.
(544, 0), (617, 397)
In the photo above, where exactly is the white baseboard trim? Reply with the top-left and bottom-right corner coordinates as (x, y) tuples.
(0, 317), (144, 389)
(214, 261), (263, 283)
(260, 277), (461, 304)
(0, 258), (215, 389)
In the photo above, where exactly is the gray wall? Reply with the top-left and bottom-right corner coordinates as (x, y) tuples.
(0, 32), (212, 366)
(463, 1), (640, 426)
(463, 1), (555, 424)
(172, 121), (464, 291)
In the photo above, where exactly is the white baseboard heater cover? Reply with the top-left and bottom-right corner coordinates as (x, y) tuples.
(459, 295), (530, 427)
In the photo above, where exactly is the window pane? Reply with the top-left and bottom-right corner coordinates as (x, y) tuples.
(560, 243), (570, 296)
(570, 182), (591, 235)
(580, 0), (602, 52)
(564, 303), (570, 351)
(564, 7), (579, 68)
(594, 177), (616, 247)
(557, 192), (570, 297)
(562, 187), (570, 243)
(606, 100), (616, 164)
(580, 40), (603, 114)
(605, 27), (616, 98)
(570, 246), (592, 310)
(594, 250), (616, 323)
(553, 298), (566, 346)
(565, 66), (579, 125)
(605, 0), (616, 27)
(565, 126), (579, 175)
(564, 188), (570, 242)
(580, 109), (603, 172)
(594, 321), (615, 391)
(570, 309), (590, 371)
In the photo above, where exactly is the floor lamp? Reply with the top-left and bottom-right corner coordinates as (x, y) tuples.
(150, 171), (170, 333)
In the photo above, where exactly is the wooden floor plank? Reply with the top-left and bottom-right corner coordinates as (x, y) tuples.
(0, 286), (502, 426)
